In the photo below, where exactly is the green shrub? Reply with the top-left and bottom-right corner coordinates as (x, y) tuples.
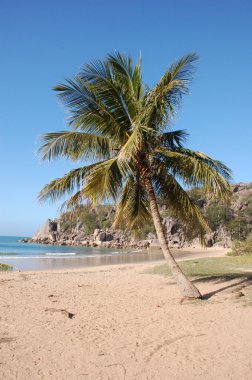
(79, 211), (99, 234)
(227, 214), (250, 241)
(60, 205), (115, 235)
(0, 263), (12, 271)
(230, 232), (252, 256)
(205, 202), (233, 230)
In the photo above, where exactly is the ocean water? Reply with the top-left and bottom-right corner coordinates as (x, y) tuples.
(0, 235), (164, 271)
(0, 235), (122, 259)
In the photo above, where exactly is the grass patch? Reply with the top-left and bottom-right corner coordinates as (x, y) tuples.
(227, 250), (252, 257)
(148, 256), (252, 280)
(149, 257), (252, 304)
(0, 263), (13, 271)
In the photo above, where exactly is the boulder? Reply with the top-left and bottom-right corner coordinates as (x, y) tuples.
(74, 232), (86, 242)
(96, 232), (106, 242)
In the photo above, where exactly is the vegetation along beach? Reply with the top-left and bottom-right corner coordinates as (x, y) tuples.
(1, 1), (252, 379)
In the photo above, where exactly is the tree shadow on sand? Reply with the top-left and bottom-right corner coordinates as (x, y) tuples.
(192, 274), (252, 300)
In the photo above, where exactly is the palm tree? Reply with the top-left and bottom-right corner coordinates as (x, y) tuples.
(39, 52), (232, 299)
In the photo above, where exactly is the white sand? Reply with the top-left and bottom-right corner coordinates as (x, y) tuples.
(1, 250), (252, 379)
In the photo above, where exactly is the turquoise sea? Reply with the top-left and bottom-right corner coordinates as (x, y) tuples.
(0, 235), (164, 271)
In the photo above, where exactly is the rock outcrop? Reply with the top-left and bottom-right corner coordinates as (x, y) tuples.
(29, 221), (144, 249)
(26, 183), (252, 249)
(31, 219), (60, 243)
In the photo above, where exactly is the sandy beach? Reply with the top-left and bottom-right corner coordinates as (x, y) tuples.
(1, 248), (252, 380)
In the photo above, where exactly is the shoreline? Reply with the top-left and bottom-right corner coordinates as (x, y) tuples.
(0, 247), (228, 273)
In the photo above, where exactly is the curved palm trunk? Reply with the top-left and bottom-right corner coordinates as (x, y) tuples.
(144, 176), (202, 299)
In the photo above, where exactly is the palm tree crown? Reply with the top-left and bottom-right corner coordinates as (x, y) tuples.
(39, 52), (232, 298)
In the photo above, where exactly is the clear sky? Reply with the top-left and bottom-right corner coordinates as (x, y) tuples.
(1, 0), (252, 236)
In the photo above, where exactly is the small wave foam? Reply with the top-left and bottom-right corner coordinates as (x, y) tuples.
(0, 256), (45, 260)
(111, 251), (129, 254)
(44, 252), (77, 256)
(0, 254), (101, 260)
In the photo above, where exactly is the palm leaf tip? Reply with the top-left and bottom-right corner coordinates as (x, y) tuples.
(38, 163), (102, 204)
(52, 83), (66, 92)
(38, 131), (112, 162)
(169, 52), (199, 81)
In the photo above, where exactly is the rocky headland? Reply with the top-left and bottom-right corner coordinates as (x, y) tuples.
(24, 183), (252, 249)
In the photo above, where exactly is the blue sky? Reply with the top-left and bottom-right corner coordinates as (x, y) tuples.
(1, 0), (252, 236)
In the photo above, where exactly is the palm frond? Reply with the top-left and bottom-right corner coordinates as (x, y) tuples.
(143, 53), (198, 130)
(54, 77), (130, 143)
(160, 129), (188, 149)
(107, 51), (144, 105)
(38, 131), (113, 161)
(118, 123), (151, 162)
(113, 175), (151, 230)
(131, 53), (145, 101)
(38, 163), (100, 202)
(156, 147), (232, 202)
(82, 157), (126, 204)
(79, 58), (134, 126)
